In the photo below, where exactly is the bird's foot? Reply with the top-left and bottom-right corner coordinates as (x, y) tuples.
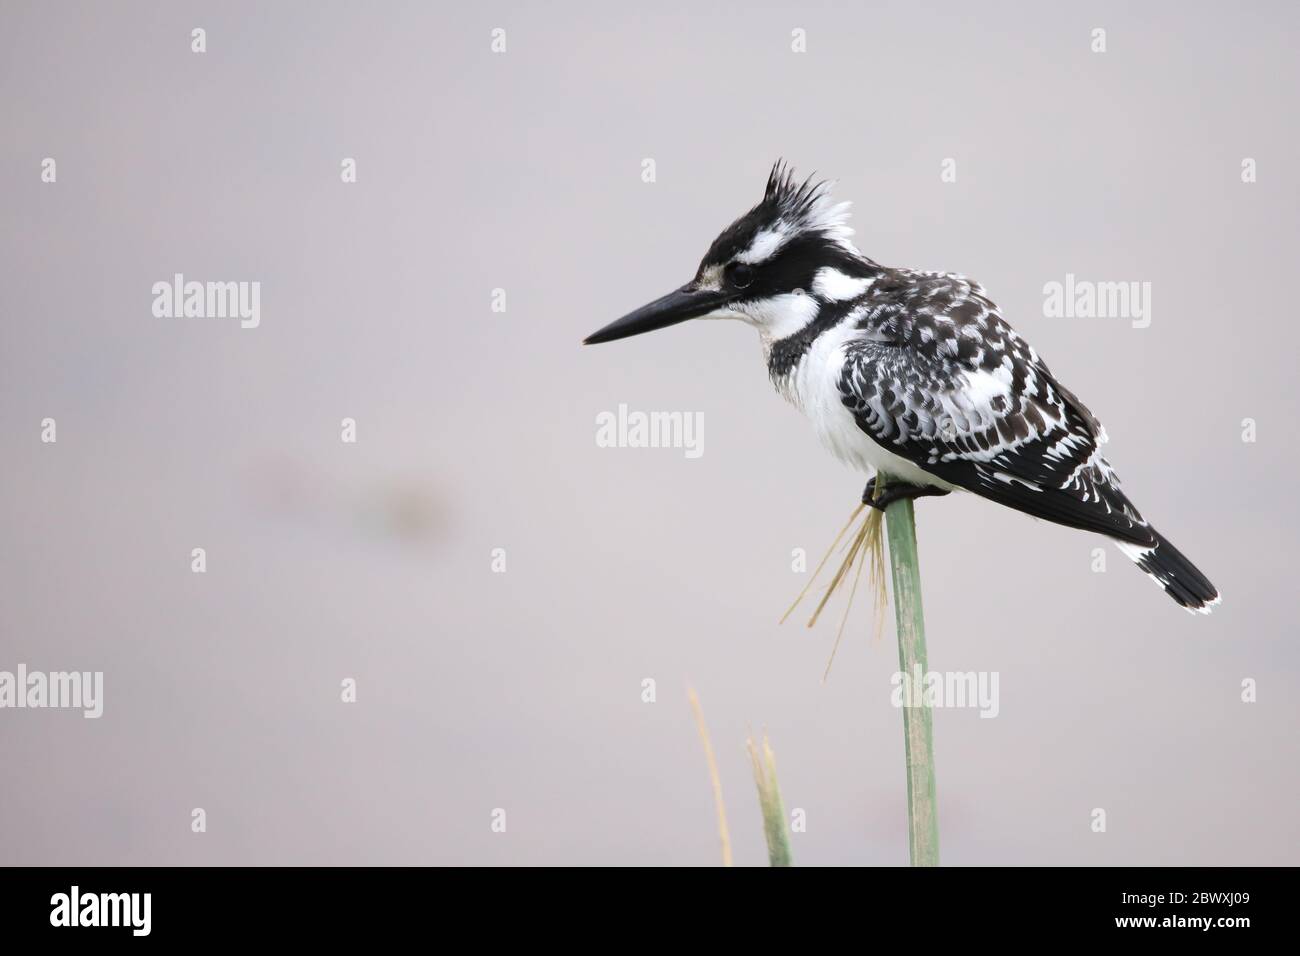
(861, 477), (951, 512)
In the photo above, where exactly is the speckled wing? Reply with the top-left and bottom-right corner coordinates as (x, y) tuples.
(837, 271), (1154, 545)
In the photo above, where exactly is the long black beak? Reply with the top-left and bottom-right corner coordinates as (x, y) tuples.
(583, 284), (731, 345)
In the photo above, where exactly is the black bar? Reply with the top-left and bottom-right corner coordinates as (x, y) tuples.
(0, 866), (1284, 941)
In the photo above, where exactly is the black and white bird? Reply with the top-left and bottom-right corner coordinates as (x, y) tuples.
(584, 162), (1220, 614)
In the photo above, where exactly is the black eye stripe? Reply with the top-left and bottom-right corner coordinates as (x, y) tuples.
(710, 233), (873, 295)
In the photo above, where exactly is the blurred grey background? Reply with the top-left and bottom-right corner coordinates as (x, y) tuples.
(1, 0), (1296, 865)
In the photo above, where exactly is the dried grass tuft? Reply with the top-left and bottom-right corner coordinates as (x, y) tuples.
(780, 478), (890, 680)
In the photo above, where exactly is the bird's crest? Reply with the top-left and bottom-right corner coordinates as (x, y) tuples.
(761, 160), (855, 246)
(700, 160), (856, 269)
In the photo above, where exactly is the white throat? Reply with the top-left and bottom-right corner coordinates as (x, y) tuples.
(733, 291), (821, 345)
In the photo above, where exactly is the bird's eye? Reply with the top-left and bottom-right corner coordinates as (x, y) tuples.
(729, 263), (755, 289)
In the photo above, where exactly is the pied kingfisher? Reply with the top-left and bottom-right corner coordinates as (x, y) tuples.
(584, 162), (1220, 614)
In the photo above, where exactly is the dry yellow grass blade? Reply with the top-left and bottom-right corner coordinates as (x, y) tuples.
(780, 503), (864, 625)
(822, 515), (871, 681)
(808, 507), (872, 626)
(687, 687), (733, 867)
(781, 479), (892, 681)
(834, 513), (890, 673)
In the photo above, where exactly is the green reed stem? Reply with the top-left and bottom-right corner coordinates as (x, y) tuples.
(884, 497), (939, 866)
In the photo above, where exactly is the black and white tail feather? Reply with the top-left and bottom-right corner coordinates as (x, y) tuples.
(1115, 535), (1219, 614)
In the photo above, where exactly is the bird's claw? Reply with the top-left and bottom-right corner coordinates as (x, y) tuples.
(861, 477), (950, 512)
